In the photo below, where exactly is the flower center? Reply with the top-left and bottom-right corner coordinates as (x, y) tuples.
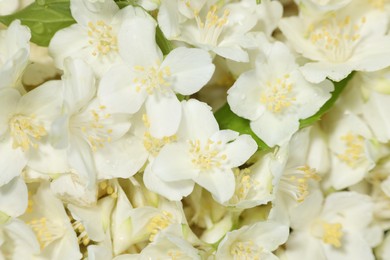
(193, 4), (230, 46)
(260, 74), (296, 113)
(9, 114), (47, 152)
(337, 132), (365, 168)
(28, 217), (65, 249)
(147, 211), (173, 241)
(133, 63), (171, 95)
(322, 222), (344, 248)
(280, 165), (321, 203)
(73, 105), (113, 152)
(88, 20), (118, 56)
(167, 250), (184, 260)
(307, 15), (366, 62)
(230, 240), (262, 260)
(189, 139), (227, 172)
(230, 168), (260, 203)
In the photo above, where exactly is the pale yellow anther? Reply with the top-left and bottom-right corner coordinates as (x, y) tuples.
(9, 114), (47, 152)
(87, 20), (118, 56)
(230, 240), (262, 260)
(322, 222), (343, 248)
(147, 211), (173, 241)
(260, 74), (296, 113)
(337, 132), (364, 168)
(133, 63), (171, 95)
(189, 139), (227, 171)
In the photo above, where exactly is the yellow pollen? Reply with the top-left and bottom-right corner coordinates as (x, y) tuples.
(307, 15), (366, 62)
(231, 168), (260, 202)
(190, 3), (230, 45)
(133, 63), (171, 95)
(369, 0), (385, 9)
(167, 250), (184, 260)
(260, 74), (296, 113)
(99, 180), (118, 198)
(189, 139), (227, 171)
(88, 20), (118, 56)
(143, 132), (177, 157)
(9, 114), (47, 152)
(81, 105), (112, 152)
(72, 220), (90, 246)
(281, 165), (320, 203)
(147, 211), (173, 241)
(28, 217), (64, 249)
(230, 240), (262, 260)
(322, 222), (343, 248)
(337, 132), (364, 167)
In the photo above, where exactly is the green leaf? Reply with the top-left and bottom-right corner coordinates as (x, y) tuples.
(214, 103), (271, 151)
(115, 0), (138, 9)
(0, 0), (75, 46)
(256, 0), (261, 4)
(156, 25), (173, 55)
(299, 72), (354, 128)
(215, 73), (355, 150)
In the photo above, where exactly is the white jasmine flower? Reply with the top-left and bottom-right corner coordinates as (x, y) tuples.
(227, 38), (333, 147)
(151, 99), (257, 203)
(0, 20), (30, 90)
(0, 83), (62, 186)
(323, 110), (375, 189)
(286, 191), (376, 260)
(21, 183), (82, 259)
(215, 220), (289, 260)
(98, 13), (215, 138)
(49, 0), (145, 77)
(158, 0), (259, 62)
(279, 8), (390, 83)
(52, 58), (131, 185)
(225, 148), (287, 209)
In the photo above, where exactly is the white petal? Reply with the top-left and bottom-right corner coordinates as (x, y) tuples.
(157, 0), (180, 38)
(227, 70), (265, 121)
(250, 113), (299, 147)
(300, 61), (354, 83)
(0, 139), (27, 186)
(162, 47), (215, 95)
(17, 79), (62, 119)
(118, 15), (161, 67)
(152, 142), (196, 182)
(146, 93), (181, 138)
(194, 169), (235, 203)
(0, 177), (27, 217)
(144, 165), (194, 201)
(98, 65), (147, 114)
(95, 135), (148, 179)
(70, 0), (119, 26)
(62, 58), (96, 112)
(285, 231), (327, 260)
(67, 136), (96, 187)
(224, 134), (257, 168)
(179, 99), (219, 140)
(0, 88), (20, 136)
(49, 24), (89, 70)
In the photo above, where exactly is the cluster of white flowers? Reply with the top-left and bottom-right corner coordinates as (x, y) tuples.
(1, 0), (390, 259)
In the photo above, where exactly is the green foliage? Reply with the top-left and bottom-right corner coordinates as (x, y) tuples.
(215, 73), (354, 150)
(0, 0), (75, 46)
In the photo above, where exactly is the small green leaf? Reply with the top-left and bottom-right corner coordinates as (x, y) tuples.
(215, 73), (354, 150)
(299, 72), (354, 128)
(0, 0), (75, 46)
(156, 25), (173, 55)
(214, 104), (271, 151)
(115, 0), (138, 9)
